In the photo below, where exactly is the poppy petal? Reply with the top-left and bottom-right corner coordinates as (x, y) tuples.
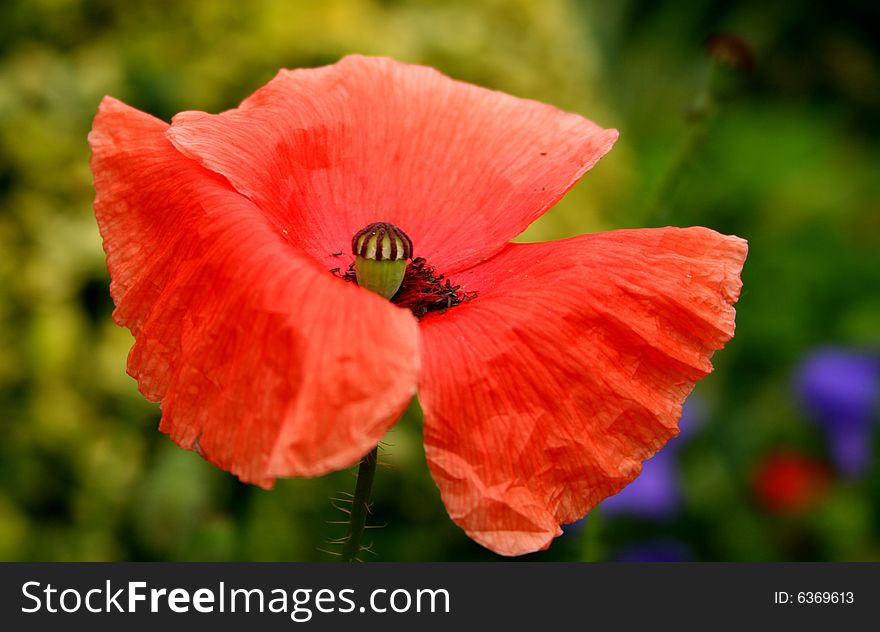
(90, 97), (420, 487)
(418, 227), (747, 555)
(165, 55), (618, 274)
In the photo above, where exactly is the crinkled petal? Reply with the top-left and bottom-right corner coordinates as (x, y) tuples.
(418, 227), (747, 555)
(165, 55), (618, 274)
(90, 97), (420, 487)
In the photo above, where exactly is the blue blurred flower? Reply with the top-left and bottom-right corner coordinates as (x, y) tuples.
(614, 538), (693, 562)
(795, 347), (880, 477)
(599, 396), (705, 520)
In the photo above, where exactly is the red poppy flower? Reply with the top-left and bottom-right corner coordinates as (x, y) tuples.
(89, 56), (747, 556)
(753, 451), (830, 514)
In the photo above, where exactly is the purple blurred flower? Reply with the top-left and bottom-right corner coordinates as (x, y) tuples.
(615, 539), (693, 562)
(599, 396), (705, 520)
(675, 393), (706, 442)
(601, 448), (681, 519)
(795, 347), (880, 477)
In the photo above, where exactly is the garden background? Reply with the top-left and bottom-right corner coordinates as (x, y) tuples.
(0, 0), (878, 561)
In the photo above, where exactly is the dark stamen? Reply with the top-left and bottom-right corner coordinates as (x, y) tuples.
(393, 257), (477, 317)
(332, 256), (476, 318)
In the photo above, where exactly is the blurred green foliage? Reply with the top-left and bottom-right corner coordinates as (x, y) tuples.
(0, 0), (877, 561)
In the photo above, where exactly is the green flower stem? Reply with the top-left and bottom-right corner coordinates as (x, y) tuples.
(341, 446), (379, 562)
(580, 507), (604, 562)
(648, 65), (724, 223)
(337, 224), (410, 562)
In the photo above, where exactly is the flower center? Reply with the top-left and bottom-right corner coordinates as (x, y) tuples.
(390, 256), (477, 318)
(350, 222), (411, 299)
(334, 222), (476, 317)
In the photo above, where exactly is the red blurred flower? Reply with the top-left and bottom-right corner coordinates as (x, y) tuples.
(89, 56), (747, 555)
(753, 451), (831, 514)
(705, 33), (755, 72)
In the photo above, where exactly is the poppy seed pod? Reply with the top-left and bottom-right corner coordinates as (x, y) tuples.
(352, 222), (412, 299)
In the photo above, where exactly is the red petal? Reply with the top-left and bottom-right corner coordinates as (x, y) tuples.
(418, 227), (747, 555)
(165, 55), (617, 274)
(90, 97), (420, 487)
